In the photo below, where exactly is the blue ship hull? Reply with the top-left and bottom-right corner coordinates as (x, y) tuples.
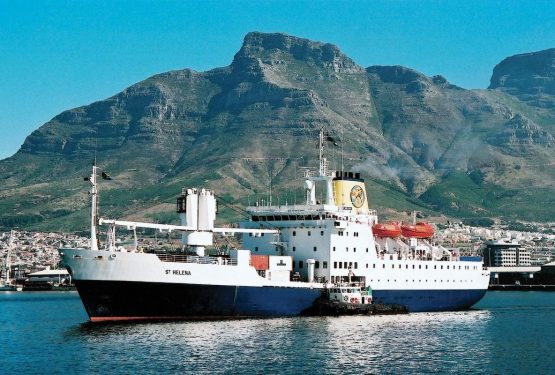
(75, 281), (322, 321)
(372, 289), (487, 312)
(75, 281), (486, 321)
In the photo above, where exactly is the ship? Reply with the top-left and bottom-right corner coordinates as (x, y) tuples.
(60, 130), (490, 322)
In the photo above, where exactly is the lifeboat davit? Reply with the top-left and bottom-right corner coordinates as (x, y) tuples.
(401, 222), (434, 239)
(372, 222), (401, 238)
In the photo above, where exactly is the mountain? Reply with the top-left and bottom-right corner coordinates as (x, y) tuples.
(1, 32), (554, 231)
(489, 48), (555, 109)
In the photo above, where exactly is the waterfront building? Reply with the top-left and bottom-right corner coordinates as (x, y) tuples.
(482, 239), (531, 267)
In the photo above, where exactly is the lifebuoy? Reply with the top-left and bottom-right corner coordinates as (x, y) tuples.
(350, 297), (359, 304)
(343, 295), (348, 302)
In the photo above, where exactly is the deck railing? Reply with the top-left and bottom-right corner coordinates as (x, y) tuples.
(155, 253), (237, 266)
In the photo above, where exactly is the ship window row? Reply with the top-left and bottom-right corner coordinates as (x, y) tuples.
(371, 263), (476, 270)
(290, 246), (319, 252)
(333, 261), (358, 270)
(295, 261), (328, 269)
(252, 214), (323, 222)
(337, 231), (359, 237)
(291, 230), (326, 237)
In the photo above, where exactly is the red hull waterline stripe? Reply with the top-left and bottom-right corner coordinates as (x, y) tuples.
(89, 315), (250, 322)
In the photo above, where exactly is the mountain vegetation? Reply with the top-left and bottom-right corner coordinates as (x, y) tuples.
(1, 32), (554, 231)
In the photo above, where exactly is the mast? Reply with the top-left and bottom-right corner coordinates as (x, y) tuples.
(5, 231), (13, 285)
(315, 128), (334, 205)
(89, 164), (99, 251)
(318, 128), (328, 177)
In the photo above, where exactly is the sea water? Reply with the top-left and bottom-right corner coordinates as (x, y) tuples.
(0, 291), (553, 374)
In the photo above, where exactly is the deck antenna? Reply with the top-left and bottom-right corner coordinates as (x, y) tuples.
(341, 124), (344, 174)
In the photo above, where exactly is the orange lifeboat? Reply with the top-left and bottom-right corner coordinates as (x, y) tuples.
(401, 222), (434, 239)
(372, 222), (401, 238)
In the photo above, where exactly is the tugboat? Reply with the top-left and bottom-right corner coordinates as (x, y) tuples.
(328, 285), (372, 305)
(59, 129), (489, 322)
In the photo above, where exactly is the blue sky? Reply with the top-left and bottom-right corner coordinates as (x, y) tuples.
(1, 0), (554, 160)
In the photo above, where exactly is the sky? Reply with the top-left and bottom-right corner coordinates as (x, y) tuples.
(1, 0), (555, 160)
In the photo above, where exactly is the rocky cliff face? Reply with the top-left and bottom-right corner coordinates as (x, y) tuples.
(489, 48), (555, 108)
(1, 32), (555, 231)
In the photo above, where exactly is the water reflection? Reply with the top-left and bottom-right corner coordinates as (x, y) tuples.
(6, 291), (553, 374)
(64, 311), (493, 374)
